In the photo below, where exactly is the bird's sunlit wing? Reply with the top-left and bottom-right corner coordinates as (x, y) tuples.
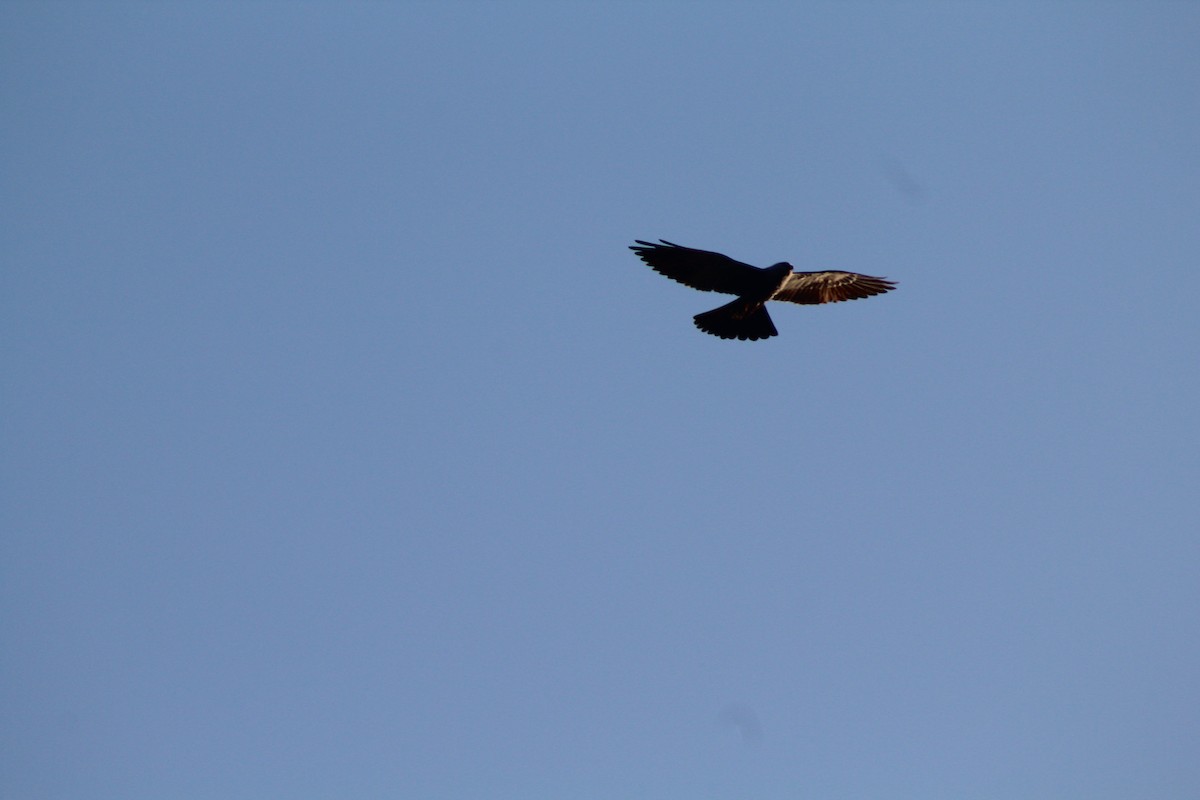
(772, 271), (897, 305)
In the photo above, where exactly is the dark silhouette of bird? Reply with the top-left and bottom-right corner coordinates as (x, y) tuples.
(630, 239), (897, 341)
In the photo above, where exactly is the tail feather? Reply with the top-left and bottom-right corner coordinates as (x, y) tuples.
(693, 298), (778, 341)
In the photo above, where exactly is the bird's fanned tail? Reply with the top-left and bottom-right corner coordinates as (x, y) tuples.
(693, 298), (778, 341)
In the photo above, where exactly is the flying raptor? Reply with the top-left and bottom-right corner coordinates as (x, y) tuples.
(630, 239), (897, 341)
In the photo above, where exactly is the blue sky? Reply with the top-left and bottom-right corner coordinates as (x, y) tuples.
(3, 2), (1198, 798)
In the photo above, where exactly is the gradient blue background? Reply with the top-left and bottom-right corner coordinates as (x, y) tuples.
(3, 3), (1198, 798)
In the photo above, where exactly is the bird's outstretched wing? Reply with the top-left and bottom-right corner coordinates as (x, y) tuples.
(629, 240), (764, 296)
(772, 271), (897, 305)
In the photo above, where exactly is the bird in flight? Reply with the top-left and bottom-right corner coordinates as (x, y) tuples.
(630, 239), (897, 341)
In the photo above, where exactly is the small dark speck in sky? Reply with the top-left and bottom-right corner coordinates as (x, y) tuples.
(717, 704), (763, 745)
(879, 155), (926, 201)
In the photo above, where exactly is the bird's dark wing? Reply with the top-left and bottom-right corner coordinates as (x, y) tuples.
(629, 240), (764, 295)
(771, 271), (897, 305)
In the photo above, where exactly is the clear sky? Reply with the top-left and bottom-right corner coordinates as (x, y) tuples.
(3, 2), (1198, 798)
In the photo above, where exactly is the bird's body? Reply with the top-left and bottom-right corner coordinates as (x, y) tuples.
(629, 239), (896, 340)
